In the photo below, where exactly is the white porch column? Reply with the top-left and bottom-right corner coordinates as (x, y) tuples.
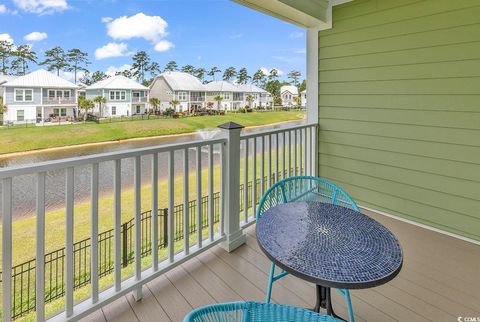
(306, 27), (320, 125)
(218, 121), (246, 252)
(41, 106), (45, 125)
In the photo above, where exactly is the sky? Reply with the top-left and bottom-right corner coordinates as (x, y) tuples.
(0, 0), (306, 82)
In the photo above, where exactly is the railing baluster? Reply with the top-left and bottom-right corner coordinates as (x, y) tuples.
(168, 150), (174, 262)
(2, 177), (12, 322)
(260, 136), (265, 197)
(303, 128), (308, 176)
(114, 159), (121, 291)
(294, 130), (298, 176)
(196, 146), (202, 248)
(268, 134), (272, 187)
(208, 144), (214, 241)
(275, 133), (279, 182)
(299, 128), (303, 175)
(252, 137), (257, 216)
(183, 148), (190, 254)
(151, 154), (159, 270)
(90, 164), (99, 304)
(133, 156), (142, 300)
(288, 130), (292, 177)
(243, 139), (249, 223)
(65, 167), (74, 317)
(281, 132), (285, 180)
(312, 126), (318, 176)
(36, 172), (46, 321)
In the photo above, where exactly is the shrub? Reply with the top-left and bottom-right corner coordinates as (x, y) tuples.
(238, 107), (246, 113)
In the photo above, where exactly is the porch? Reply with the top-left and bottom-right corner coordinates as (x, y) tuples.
(83, 215), (480, 322)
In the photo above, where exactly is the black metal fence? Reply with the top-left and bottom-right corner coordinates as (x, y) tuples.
(1, 169), (300, 320)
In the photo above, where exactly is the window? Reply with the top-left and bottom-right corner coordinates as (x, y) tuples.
(109, 91), (126, 101)
(56, 90), (63, 98)
(178, 92), (187, 101)
(112, 106), (116, 115)
(53, 108), (59, 116)
(64, 91), (70, 98)
(61, 108), (67, 116)
(48, 90), (55, 99)
(136, 105), (140, 114)
(17, 110), (24, 121)
(15, 89), (33, 102)
(223, 92), (230, 100)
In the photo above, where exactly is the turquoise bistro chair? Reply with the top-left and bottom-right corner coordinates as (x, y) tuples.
(256, 176), (359, 322)
(184, 301), (340, 322)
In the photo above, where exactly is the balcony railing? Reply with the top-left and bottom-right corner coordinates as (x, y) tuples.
(131, 97), (148, 103)
(43, 98), (76, 105)
(0, 122), (317, 321)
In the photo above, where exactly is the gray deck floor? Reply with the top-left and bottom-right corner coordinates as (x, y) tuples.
(81, 210), (480, 322)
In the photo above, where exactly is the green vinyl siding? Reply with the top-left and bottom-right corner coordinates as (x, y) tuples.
(318, 0), (480, 240)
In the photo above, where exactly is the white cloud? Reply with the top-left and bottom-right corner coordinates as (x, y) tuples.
(13, 0), (68, 14)
(0, 4), (7, 13)
(154, 40), (174, 52)
(260, 67), (284, 76)
(94, 42), (131, 60)
(0, 33), (13, 43)
(101, 16), (112, 23)
(24, 31), (47, 42)
(105, 64), (131, 77)
(105, 12), (168, 42)
(272, 56), (301, 63)
(289, 31), (304, 38)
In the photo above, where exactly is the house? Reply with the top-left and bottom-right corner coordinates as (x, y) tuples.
(149, 71), (206, 112)
(300, 90), (306, 108)
(280, 85), (299, 107)
(236, 84), (273, 109)
(204, 81), (245, 110)
(85, 75), (149, 117)
(1, 69), (78, 124)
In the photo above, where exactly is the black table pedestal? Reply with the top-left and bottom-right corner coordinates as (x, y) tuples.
(313, 285), (346, 321)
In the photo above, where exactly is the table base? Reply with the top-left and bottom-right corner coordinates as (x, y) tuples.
(313, 285), (346, 321)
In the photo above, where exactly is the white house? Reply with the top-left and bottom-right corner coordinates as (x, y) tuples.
(205, 81), (245, 110)
(236, 84), (272, 109)
(149, 72), (206, 112)
(1, 69), (78, 124)
(300, 90), (307, 108)
(280, 85), (299, 107)
(85, 76), (149, 117)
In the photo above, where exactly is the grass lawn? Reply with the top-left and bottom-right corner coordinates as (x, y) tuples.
(0, 111), (305, 155)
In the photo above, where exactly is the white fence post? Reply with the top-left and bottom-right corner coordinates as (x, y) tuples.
(218, 122), (246, 252)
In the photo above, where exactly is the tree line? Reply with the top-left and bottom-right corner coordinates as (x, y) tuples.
(0, 41), (305, 99)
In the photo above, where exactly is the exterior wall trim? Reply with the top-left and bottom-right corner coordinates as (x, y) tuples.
(361, 205), (480, 246)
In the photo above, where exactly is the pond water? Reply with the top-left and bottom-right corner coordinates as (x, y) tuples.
(0, 120), (304, 219)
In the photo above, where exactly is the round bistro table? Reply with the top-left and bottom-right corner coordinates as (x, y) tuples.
(256, 202), (403, 321)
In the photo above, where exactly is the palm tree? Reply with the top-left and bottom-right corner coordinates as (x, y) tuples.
(223, 67), (236, 81)
(208, 67), (221, 81)
(12, 45), (37, 75)
(149, 97), (160, 114)
(214, 95), (223, 110)
(170, 99), (180, 113)
(245, 95), (254, 108)
(93, 96), (106, 117)
(78, 96), (94, 121)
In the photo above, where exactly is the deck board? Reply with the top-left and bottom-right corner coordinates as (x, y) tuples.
(82, 209), (480, 322)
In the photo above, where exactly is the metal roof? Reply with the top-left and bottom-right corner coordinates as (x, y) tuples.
(204, 81), (243, 93)
(86, 75), (148, 90)
(3, 69), (78, 88)
(236, 83), (267, 93)
(280, 85), (299, 95)
(0, 74), (17, 86)
(157, 71), (205, 91)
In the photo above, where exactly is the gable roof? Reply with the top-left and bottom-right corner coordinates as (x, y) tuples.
(86, 75), (148, 90)
(236, 84), (267, 93)
(156, 71), (205, 91)
(280, 85), (298, 95)
(204, 80), (243, 93)
(3, 69), (78, 88)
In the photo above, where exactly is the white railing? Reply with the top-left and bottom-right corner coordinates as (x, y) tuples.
(131, 97), (148, 103)
(42, 98), (76, 105)
(0, 122), (317, 321)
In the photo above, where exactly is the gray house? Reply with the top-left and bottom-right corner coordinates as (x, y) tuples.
(1, 69), (78, 124)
